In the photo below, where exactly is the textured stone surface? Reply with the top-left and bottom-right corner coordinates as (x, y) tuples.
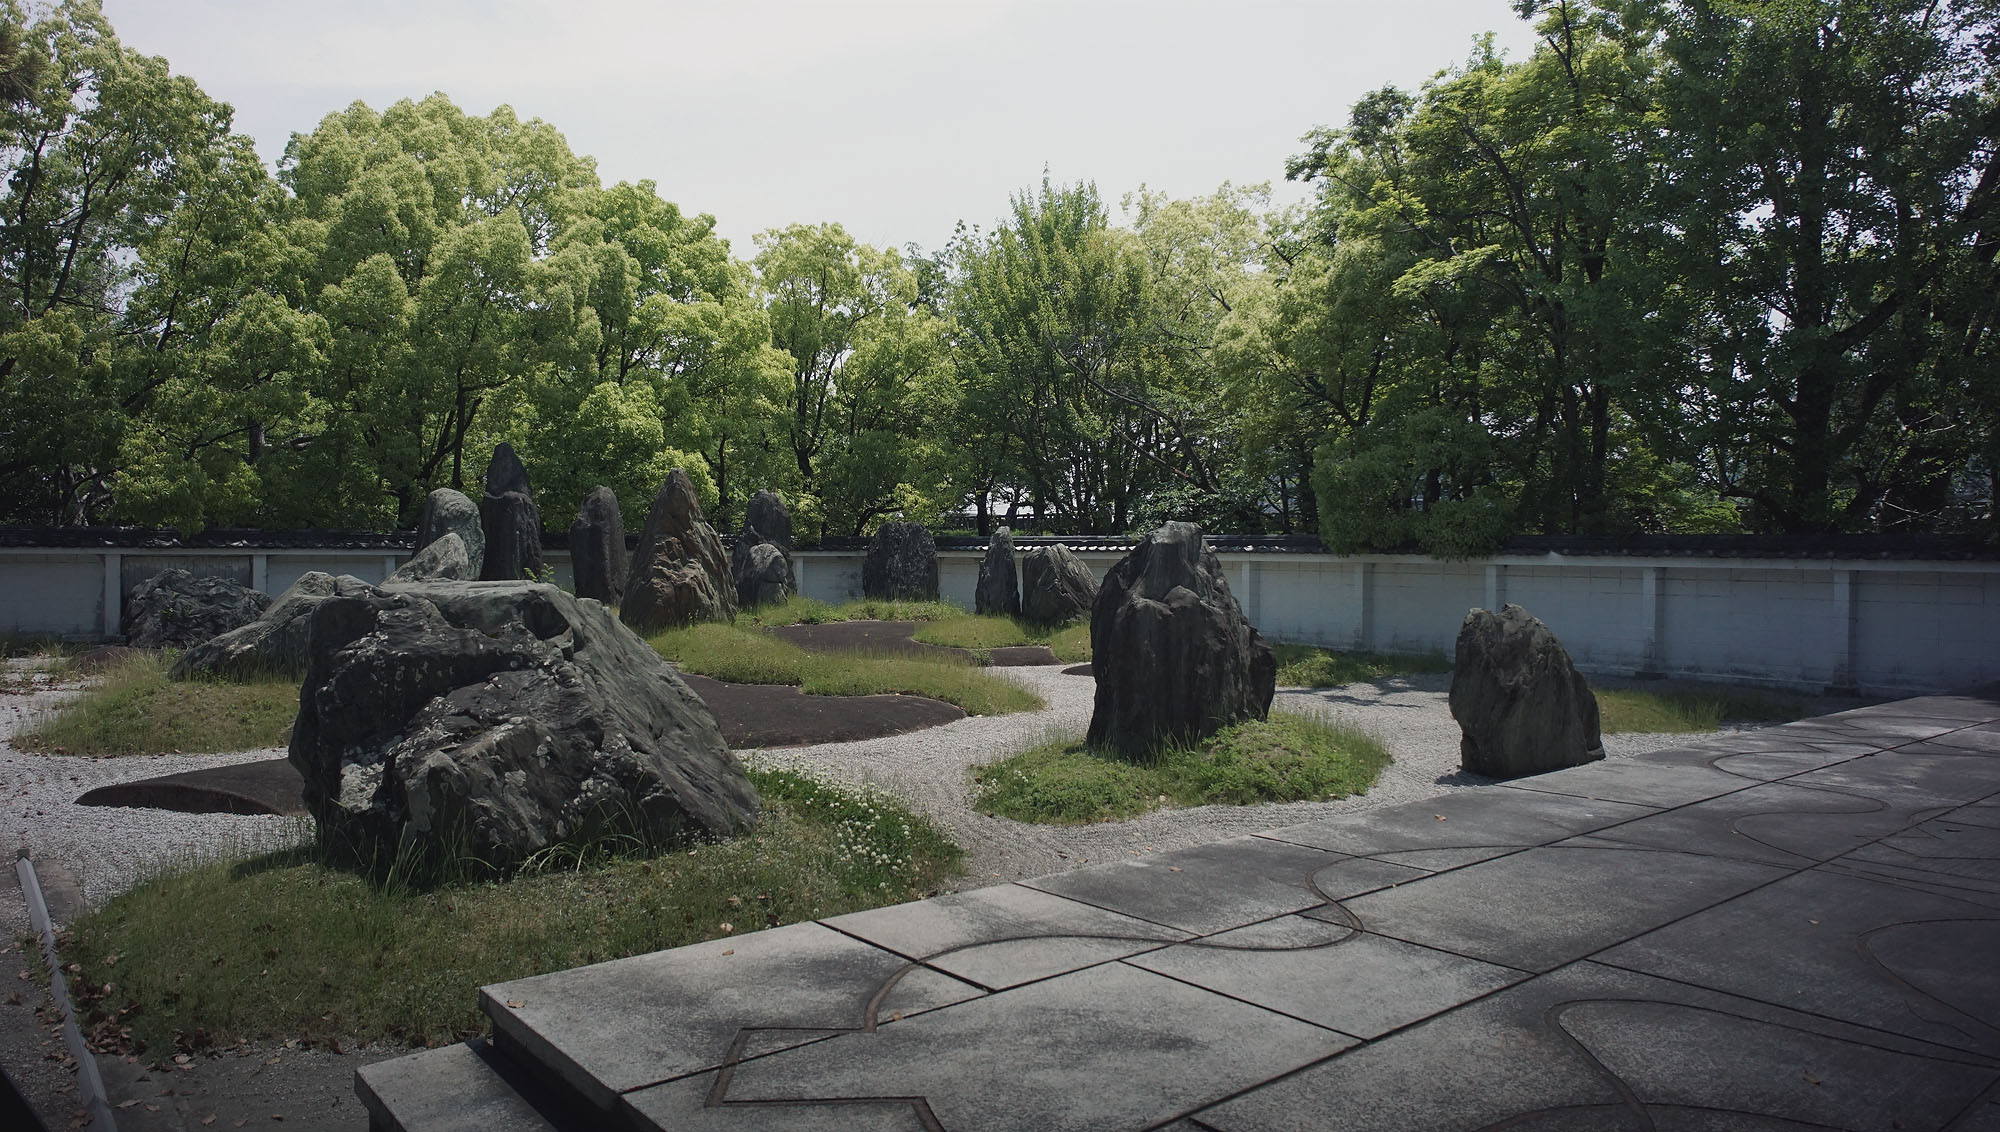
(621, 469), (736, 630)
(170, 572), (371, 679)
(1019, 542), (1096, 626)
(860, 522), (938, 602)
(478, 443), (544, 582)
(730, 490), (794, 610)
(1449, 603), (1604, 779)
(289, 579), (755, 873)
(1085, 521), (1275, 757)
(386, 531), (473, 583)
(418, 487), (485, 579)
(568, 486), (626, 605)
(973, 527), (1019, 617)
(124, 568), (270, 650)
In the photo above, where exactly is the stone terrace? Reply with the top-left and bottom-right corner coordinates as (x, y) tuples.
(358, 688), (2000, 1131)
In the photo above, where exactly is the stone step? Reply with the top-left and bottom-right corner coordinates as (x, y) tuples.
(355, 1038), (596, 1132)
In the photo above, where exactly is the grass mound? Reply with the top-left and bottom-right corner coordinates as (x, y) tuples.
(61, 770), (961, 1055)
(1597, 686), (1806, 733)
(1271, 643), (1450, 687)
(649, 622), (1042, 715)
(737, 596), (964, 628)
(17, 653), (297, 756)
(912, 613), (1091, 663)
(973, 712), (1390, 825)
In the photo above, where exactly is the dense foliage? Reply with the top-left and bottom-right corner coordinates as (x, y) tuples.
(3, 0), (1995, 552)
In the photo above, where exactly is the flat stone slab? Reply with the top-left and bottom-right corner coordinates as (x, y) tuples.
(361, 689), (2000, 1130)
(75, 757), (305, 816)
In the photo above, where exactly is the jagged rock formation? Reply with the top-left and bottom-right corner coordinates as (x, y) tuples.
(1020, 542), (1097, 626)
(731, 490), (794, 609)
(621, 469), (736, 630)
(570, 486), (627, 605)
(386, 532), (473, 583)
(975, 527), (1020, 617)
(861, 522), (938, 602)
(478, 443), (543, 582)
(171, 571), (375, 680)
(125, 569), (270, 651)
(1449, 604), (1604, 779)
(1086, 522), (1276, 758)
(417, 488), (484, 579)
(290, 579), (757, 874)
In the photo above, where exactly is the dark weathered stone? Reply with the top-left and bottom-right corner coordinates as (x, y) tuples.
(171, 572), (373, 680)
(861, 522), (938, 602)
(478, 443), (543, 582)
(417, 488), (484, 579)
(737, 542), (791, 609)
(621, 469), (736, 630)
(125, 569), (270, 651)
(289, 579), (757, 874)
(1085, 522), (1276, 758)
(1449, 604), (1604, 779)
(570, 486), (627, 605)
(386, 532), (472, 583)
(975, 528), (1020, 617)
(1020, 543), (1097, 626)
(730, 490), (794, 609)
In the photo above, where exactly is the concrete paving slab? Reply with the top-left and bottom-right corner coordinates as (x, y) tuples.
(1021, 835), (1339, 935)
(623, 1071), (935, 1130)
(1497, 751), (1759, 808)
(481, 921), (984, 1111)
(1559, 779), (1919, 867)
(1341, 844), (1789, 972)
(355, 1041), (560, 1132)
(1192, 961), (1997, 1132)
(1786, 744), (2000, 810)
(1259, 789), (1655, 862)
(1599, 867), (2000, 1057)
(823, 882), (1188, 990)
(1297, 854), (1430, 900)
(680, 961), (1355, 1132)
(1129, 922), (1524, 1039)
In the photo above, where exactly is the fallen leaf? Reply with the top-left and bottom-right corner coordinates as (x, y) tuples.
(1434, 815), (1447, 821)
(1168, 867), (1182, 873)
(116, 1100), (139, 1109)
(726, 895), (741, 908)
(505, 1000), (525, 1009)
(145, 1106), (159, 1113)
(719, 922), (734, 933)
(203, 1118), (216, 1126)
(720, 949), (735, 957)
(1803, 1072), (1821, 1085)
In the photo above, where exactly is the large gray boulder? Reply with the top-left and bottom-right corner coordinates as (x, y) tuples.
(974, 528), (1020, 617)
(621, 469), (736, 631)
(418, 488), (484, 579)
(1085, 522), (1276, 759)
(730, 490), (794, 609)
(861, 522), (938, 602)
(125, 569), (270, 651)
(171, 572), (373, 680)
(290, 579), (758, 874)
(1449, 604), (1603, 779)
(1020, 542), (1097, 626)
(386, 532), (473, 583)
(570, 486), (627, 605)
(478, 443), (544, 582)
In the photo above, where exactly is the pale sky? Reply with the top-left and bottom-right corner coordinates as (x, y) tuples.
(99, 0), (1538, 256)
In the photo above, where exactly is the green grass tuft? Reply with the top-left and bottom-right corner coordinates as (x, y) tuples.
(738, 596), (965, 628)
(1270, 643), (1451, 688)
(648, 622), (1042, 715)
(60, 769), (961, 1055)
(1597, 686), (1806, 733)
(17, 653), (297, 756)
(912, 613), (1092, 662)
(972, 712), (1390, 825)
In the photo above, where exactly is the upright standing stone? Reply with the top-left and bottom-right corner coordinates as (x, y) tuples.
(621, 469), (736, 630)
(861, 522), (938, 602)
(1085, 522), (1276, 758)
(731, 490), (794, 609)
(478, 443), (543, 582)
(1449, 604), (1604, 779)
(1020, 542), (1097, 625)
(975, 527), (1020, 617)
(570, 486), (627, 605)
(417, 488), (484, 579)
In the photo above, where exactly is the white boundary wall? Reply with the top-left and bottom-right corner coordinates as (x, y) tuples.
(4, 543), (1996, 696)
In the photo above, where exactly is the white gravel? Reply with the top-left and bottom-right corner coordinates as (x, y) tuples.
(0, 656), (1775, 918)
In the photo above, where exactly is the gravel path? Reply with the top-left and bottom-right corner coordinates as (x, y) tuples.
(737, 666), (1709, 891)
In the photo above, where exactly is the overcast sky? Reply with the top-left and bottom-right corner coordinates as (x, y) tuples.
(99, 0), (1538, 256)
